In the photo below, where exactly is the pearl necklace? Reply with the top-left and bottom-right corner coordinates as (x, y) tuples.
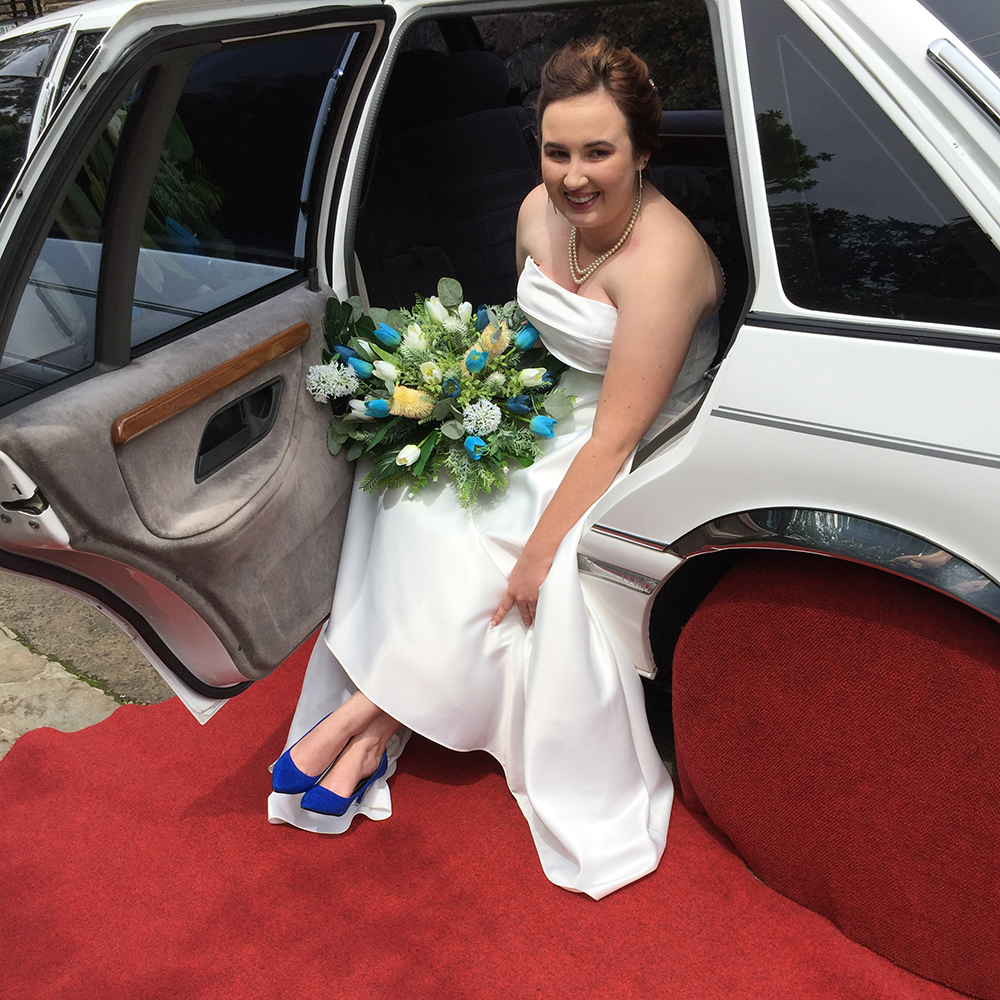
(568, 181), (643, 285)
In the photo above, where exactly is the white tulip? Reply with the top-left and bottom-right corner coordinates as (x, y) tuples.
(348, 400), (375, 421)
(353, 339), (375, 361)
(395, 443), (422, 466)
(404, 323), (427, 350)
(458, 301), (473, 323)
(420, 361), (442, 384)
(521, 367), (546, 387)
(426, 296), (449, 324)
(373, 360), (399, 383)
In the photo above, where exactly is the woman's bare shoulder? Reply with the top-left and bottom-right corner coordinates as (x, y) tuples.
(516, 183), (553, 272)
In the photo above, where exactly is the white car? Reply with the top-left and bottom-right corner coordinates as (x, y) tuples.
(2, 0), (997, 986)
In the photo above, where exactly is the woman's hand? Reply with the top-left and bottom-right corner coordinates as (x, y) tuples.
(490, 549), (554, 628)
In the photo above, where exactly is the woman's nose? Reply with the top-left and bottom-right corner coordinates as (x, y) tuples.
(565, 159), (588, 189)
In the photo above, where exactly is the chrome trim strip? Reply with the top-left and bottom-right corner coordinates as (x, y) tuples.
(590, 524), (670, 551)
(928, 38), (1000, 132)
(577, 555), (660, 595)
(711, 406), (1000, 470)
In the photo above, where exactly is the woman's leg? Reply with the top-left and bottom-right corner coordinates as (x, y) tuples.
(288, 690), (392, 778)
(318, 710), (401, 796)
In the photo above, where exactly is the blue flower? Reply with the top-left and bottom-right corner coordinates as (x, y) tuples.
(373, 322), (401, 348)
(465, 349), (488, 373)
(347, 357), (373, 378)
(442, 376), (461, 398)
(529, 415), (557, 438)
(475, 307), (490, 332)
(464, 435), (488, 460)
(543, 369), (556, 385)
(333, 344), (358, 361)
(507, 394), (532, 415)
(365, 398), (391, 417)
(514, 323), (540, 350)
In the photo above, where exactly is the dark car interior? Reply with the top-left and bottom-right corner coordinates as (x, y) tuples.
(352, 9), (749, 364)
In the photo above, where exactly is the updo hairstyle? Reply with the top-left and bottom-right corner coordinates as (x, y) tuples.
(537, 37), (663, 157)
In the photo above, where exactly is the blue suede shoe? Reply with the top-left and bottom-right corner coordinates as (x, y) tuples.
(271, 712), (335, 794)
(300, 751), (389, 816)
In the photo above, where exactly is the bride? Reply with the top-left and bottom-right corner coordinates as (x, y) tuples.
(267, 37), (723, 899)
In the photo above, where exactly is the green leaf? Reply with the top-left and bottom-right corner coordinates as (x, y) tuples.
(440, 420), (465, 440)
(437, 277), (463, 307)
(346, 295), (365, 324)
(327, 426), (343, 456)
(348, 337), (375, 361)
(413, 430), (440, 476)
(369, 307), (389, 326)
(387, 309), (407, 332)
(433, 399), (455, 421)
(542, 389), (575, 420)
(345, 440), (364, 462)
(367, 341), (397, 363)
(369, 415), (403, 449)
(356, 315), (376, 338)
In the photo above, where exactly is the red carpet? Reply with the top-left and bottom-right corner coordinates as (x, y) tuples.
(0, 637), (973, 1000)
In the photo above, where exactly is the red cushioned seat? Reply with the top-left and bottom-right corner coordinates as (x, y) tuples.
(673, 552), (1000, 1000)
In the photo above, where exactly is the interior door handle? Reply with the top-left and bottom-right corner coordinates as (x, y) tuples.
(195, 378), (282, 482)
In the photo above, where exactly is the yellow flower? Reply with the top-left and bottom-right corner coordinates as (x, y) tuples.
(479, 322), (510, 357)
(390, 385), (435, 419)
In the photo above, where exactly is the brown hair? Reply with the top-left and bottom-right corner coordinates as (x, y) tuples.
(537, 37), (662, 156)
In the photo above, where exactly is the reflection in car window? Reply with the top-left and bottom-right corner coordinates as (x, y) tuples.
(130, 29), (360, 348)
(0, 27), (68, 201)
(917, 0), (1000, 75)
(745, 0), (1000, 330)
(57, 30), (105, 105)
(0, 81), (143, 405)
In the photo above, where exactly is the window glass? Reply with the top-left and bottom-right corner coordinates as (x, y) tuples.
(57, 30), (105, 104)
(0, 80), (142, 405)
(918, 0), (1000, 74)
(0, 27), (67, 201)
(745, 0), (1000, 329)
(130, 29), (360, 348)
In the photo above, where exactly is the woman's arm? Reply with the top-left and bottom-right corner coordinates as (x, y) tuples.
(491, 224), (719, 628)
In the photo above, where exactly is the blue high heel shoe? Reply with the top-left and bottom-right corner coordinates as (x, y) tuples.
(300, 751), (389, 816)
(271, 712), (337, 794)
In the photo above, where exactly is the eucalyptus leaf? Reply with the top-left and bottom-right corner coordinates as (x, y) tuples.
(345, 440), (365, 462)
(346, 295), (365, 324)
(440, 420), (465, 440)
(326, 426), (343, 456)
(386, 309), (407, 332)
(542, 390), (575, 420)
(433, 399), (455, 421)
(369, 307), (389, 327)
(437, 276), (463, 307)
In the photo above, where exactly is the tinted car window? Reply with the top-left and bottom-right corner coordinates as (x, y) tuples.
(0, 28), (67, 201)
(918, 0), (1000, 74)
(57, 30), (105, 104)
(745, 0), (1000, 330)
(0, 80), (143, 405)
(130, 29), (360, 348)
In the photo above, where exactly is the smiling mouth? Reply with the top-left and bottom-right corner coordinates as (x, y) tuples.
(565, 192), (599, 209)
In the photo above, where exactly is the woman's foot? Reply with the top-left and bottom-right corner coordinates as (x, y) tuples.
(286, 691), (385, 780)
(317, 711), (400, 798)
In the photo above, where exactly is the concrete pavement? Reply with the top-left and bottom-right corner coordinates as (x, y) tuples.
(0, 575), (172, 760)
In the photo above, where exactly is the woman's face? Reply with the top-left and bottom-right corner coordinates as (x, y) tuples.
(540, 88), (649, 232)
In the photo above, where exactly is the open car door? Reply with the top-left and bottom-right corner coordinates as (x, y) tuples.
(0, 1), (391, 721)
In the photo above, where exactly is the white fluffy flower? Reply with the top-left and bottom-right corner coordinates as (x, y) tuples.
(486, 371), (507, 391)
(425, 296), (449, 324)
(395, 444), (422, 466)
(404, 323), (427, 350)
(462, 399), (503, 436)
(305, 362), (360, 402)
(373, 360), (399, 383)
(443, 315), (467, 334)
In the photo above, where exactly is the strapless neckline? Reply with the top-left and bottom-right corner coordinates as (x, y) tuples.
(523, 256), (618, 313)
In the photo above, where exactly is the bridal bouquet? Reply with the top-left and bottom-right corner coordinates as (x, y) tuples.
(306, 278), (575, 507)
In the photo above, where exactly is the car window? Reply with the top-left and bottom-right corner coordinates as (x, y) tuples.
(0, 27), (68, 201)
(745, 0), (1000, 331)
(56, 30), (105, 104)
(917, 0), (1000, 74)
(129, 28), (360, 349)
(0, 79), (143, 406)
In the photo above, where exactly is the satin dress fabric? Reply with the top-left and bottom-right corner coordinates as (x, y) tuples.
(268, 258), (719, 899)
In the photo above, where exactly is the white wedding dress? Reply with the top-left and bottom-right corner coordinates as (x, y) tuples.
(268, 256), (719, 899)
